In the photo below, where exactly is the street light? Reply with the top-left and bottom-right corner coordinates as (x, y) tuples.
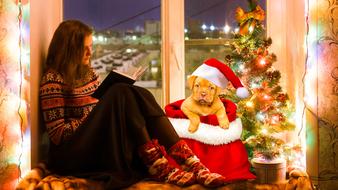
(201, 24), (207, 31)
(223, 24), (231, 33)
(98, 35), (104, 42)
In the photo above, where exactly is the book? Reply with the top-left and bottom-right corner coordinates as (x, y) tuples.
(113, 65), (149, 81)
(91, 65), (148, 99)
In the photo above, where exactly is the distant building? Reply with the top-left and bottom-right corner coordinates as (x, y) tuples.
(186, 18), (204, 39)
(145, 20), (160, 36)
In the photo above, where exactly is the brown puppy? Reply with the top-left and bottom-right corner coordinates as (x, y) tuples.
(181, 76), (229, 133)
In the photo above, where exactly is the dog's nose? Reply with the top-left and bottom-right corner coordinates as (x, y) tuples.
(201, 92), (206, 97)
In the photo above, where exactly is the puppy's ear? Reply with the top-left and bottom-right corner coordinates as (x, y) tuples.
(214, 86), (222, 100)
(215, 86), (222, 95)
(187, 76), (197, 89)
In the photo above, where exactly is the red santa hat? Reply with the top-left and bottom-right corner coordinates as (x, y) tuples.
(191, 58), (249, 98)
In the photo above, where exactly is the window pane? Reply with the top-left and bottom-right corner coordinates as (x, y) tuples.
(184, 0), (266, 96)
(63, 0), (163, 105)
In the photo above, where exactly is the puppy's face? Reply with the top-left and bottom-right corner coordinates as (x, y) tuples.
(188, 76), (220, 106)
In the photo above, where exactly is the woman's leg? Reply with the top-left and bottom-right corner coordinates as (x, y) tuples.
(128, 85), (227, 187)
(109, 83), (196, 186)
(146, 116), (180, 149)
(145, 115), (227, 187)
(115, 84), (225, 187)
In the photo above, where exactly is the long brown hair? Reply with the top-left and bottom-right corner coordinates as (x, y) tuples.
(45, 20), (93, 87)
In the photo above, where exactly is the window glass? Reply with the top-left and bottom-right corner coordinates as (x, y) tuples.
(63, 0), (162, 104)
(184, 0), (266, 96)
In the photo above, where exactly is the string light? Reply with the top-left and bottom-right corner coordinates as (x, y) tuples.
(261, 128), (268, 134)
(239, 63), (245, 71)
(263, 94), (270, 100)
(17, 0), (26, 180)
(246, 101), (254, 108)
(248, 26), (254, 33)
(256, 112), (265, 121)
(259, 57), (266, 66)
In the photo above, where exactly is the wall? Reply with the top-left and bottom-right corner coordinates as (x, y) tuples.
(30, 0), (62, 166)
(311, 0), (338, 189)
(268, 0), (338, 189)
(28, 0), (338, 189)
(267, 0), (307, 173)
(0, 0), (30, 189)
(0, 0), (336, 189)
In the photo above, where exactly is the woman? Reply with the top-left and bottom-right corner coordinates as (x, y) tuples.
(39, 20), (226, 189)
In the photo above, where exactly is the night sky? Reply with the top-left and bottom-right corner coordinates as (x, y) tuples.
(63, 0), (265, 31)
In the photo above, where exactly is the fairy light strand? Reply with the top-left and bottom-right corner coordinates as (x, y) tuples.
(17, 0), (24, 180)
(299, 0), (310, 138)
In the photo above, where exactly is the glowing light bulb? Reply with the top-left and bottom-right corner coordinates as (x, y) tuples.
(271, 115), (280, 124)
(239, 64), (245, 70)
(259, 58), (266, 66)
(263, 94), (270, 100)
(256, 112), (265, 121)
(246, 101), (254, 108)
(261, 128), (268, 134)
(249, 26), (254, 33)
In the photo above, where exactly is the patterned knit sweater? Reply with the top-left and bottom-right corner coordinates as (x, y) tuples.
(40, 69), (100, 145)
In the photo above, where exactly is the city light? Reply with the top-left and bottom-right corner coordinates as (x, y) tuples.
(98, 35), (104, 42)
(201, 24), (207, 30)
(223, 24), (231, 33)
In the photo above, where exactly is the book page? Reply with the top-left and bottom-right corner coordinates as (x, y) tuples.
(113, 61), (149, 80)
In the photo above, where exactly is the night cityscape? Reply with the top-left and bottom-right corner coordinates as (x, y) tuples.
(63, 0), (266, 101)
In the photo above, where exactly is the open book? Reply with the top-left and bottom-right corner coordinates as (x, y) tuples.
(113, 65), (148, 81)
(91, 65), (148, 99)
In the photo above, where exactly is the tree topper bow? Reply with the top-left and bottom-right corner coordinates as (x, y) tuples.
(235, 5), (265, 35)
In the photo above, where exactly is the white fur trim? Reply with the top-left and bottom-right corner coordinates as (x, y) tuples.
(168, 118), (242, 145)
(191, 64), (228, 89)
(236, 87), (250, 98)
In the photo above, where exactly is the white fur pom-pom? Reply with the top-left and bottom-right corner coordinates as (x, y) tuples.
(236, 87), (250, 99)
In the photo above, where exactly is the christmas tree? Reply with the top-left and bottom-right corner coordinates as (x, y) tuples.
(221, 0), (296, 161)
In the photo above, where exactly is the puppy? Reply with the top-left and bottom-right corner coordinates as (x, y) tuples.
(181, 76), (229, 133)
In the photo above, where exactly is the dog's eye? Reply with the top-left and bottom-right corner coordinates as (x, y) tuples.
(195, 84), (200, 88)
(209, 86), (215, 90)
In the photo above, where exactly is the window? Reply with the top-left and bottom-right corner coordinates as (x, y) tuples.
(63, 0), (163, 104)
(63, 0), (266, 104)
(184, 0), (266, 96)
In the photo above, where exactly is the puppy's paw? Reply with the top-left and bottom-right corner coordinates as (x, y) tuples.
(188, 124), (199, 133)
(219, 119), (230, 130)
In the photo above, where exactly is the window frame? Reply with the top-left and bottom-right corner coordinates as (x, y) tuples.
(161, 0), (185, 105)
